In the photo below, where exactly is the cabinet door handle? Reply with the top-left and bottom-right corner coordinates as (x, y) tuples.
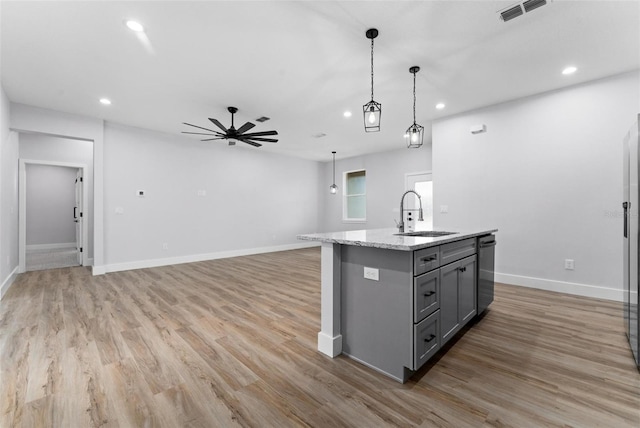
(458, 266), (466, 272)
(421, 255), (437, 262)
(423, 291), (435, 297)
(424, 334), (436, 343)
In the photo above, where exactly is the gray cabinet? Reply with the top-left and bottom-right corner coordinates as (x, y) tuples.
(440, 255), (477, 345)
(459, 255), (477, 324)
(339, 236), (482, 382)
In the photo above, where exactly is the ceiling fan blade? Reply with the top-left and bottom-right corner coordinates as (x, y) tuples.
(236, 122), (255, 134)
(241, 140), (262, 147)
(183, 122), (222, 134)
(201, 137), (227, 141)
(239, 130), (278, 137)
(242, 137), (278, 143)
(208, 118), (228, 132)
(182, 131), (224, 136)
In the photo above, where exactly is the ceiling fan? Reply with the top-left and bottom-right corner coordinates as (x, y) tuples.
(182, 107), (278, 147)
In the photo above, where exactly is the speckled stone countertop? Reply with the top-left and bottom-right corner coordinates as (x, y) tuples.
(297, 228), (498, 251)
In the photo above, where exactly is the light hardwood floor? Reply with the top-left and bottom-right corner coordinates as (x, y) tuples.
(1, 247), (638, 427)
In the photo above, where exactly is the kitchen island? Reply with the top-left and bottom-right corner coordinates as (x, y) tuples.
(297, 227), (497, 383)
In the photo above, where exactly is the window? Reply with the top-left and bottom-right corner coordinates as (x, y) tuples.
(343, 169), (366, 222)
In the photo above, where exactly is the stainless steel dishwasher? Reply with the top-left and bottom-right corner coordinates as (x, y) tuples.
(477, 235), (497, 314)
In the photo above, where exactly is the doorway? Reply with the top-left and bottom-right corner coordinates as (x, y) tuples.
(19, 160), (88, 272)
(405, 172), (433, 231)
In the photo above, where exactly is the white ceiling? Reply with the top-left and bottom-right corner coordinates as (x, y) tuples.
(1, 1), (638, 161)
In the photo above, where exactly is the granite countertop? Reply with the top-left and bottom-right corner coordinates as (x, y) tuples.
(297, 227), (498, 251)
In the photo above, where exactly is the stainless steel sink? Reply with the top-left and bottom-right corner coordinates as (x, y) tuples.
(394, 231), (457, 237)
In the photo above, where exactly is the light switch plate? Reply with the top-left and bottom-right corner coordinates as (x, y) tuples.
(363, 267), (379, 281)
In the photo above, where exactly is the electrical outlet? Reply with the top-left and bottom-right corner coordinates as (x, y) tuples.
(363, 267), (379, 281)
(197, 189), (207, 197)
(564, 259), (574, 270)
(115, 207), (124, 214)
(162, 243), (169, 250)
(440, 205), (449, 213)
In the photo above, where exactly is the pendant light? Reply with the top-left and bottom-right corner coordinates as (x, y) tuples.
(329, 151), (338, 194)
(405, 66), (424, 148)
(363, 28), (381, 132)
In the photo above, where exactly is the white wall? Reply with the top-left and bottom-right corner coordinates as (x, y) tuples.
(318, 144), (432, 233)
(0, 86), (19, 298)
(25, 164), (77, 246)
(433, 70), (640, 301)
(20, 135), (94, 255)
(103, 122), (320, 271)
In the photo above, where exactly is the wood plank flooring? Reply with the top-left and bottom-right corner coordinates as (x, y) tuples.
(1, 247), (639, 427)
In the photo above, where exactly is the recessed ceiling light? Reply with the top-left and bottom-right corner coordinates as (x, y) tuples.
(125, 20), (144, 32)
(99, 98), (111, 105)
(562, 66), (577, 75)
(343, 111), (352, 118)
(436, 103), (445, 110)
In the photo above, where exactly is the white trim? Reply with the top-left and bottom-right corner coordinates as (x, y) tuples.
(318, 332), (343, 358)
(18, 159), (89, 273)
(26, 242), (76, 251)
(342, 168), (367, 222)
(0, 266), (19, 300)
(102, 241), (320, 274)
(404, 171), (432, 190)
(496, 272), (623, 302)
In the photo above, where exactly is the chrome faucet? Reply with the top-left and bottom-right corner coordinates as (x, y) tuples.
(398, 190), (424, 233)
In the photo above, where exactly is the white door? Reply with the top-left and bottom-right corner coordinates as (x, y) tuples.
(405, 172), (433, 231)
(74, 169), (83, 265)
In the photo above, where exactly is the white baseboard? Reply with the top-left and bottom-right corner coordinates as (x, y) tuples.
(1, 266), (19, 300)
(496, 272), (623, 302)
(102, 241), (321, 274)
(26, 242), (76, 251)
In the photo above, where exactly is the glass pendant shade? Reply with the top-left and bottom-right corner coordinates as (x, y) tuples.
(330, 184), (338, 194)
(363, 100), (381, 132)
(406, 66), (424, 148)
(406, 123), (424, 148)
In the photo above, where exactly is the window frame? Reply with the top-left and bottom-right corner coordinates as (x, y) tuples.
(342, 169), (367, 223)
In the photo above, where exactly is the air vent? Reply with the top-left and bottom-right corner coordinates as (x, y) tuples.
(500, 4), (523, 22)
(499, 0), (550, 22)
(523, 0), (546, 13)
(255, 116), (270, 123)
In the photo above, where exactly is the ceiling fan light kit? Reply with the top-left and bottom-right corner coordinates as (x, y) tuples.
(182, 106), (278, 148)
(363, 28), (381, 132)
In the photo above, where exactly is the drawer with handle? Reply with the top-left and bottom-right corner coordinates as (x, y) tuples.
(414, 246), (440, 276)
(413, 310), (440, 370)
(414, 269), (440, 323)
(440, 238), (476, 266)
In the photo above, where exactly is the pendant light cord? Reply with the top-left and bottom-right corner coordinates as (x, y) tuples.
(370, 38), (375, 101)
(332, 152), (336, 184)
(412, 71), (417, 125)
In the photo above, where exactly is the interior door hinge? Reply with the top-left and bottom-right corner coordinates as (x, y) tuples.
(80, 177), (83, 182)
(80, 212), (83, 218)
(80, 247), (83, 253)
